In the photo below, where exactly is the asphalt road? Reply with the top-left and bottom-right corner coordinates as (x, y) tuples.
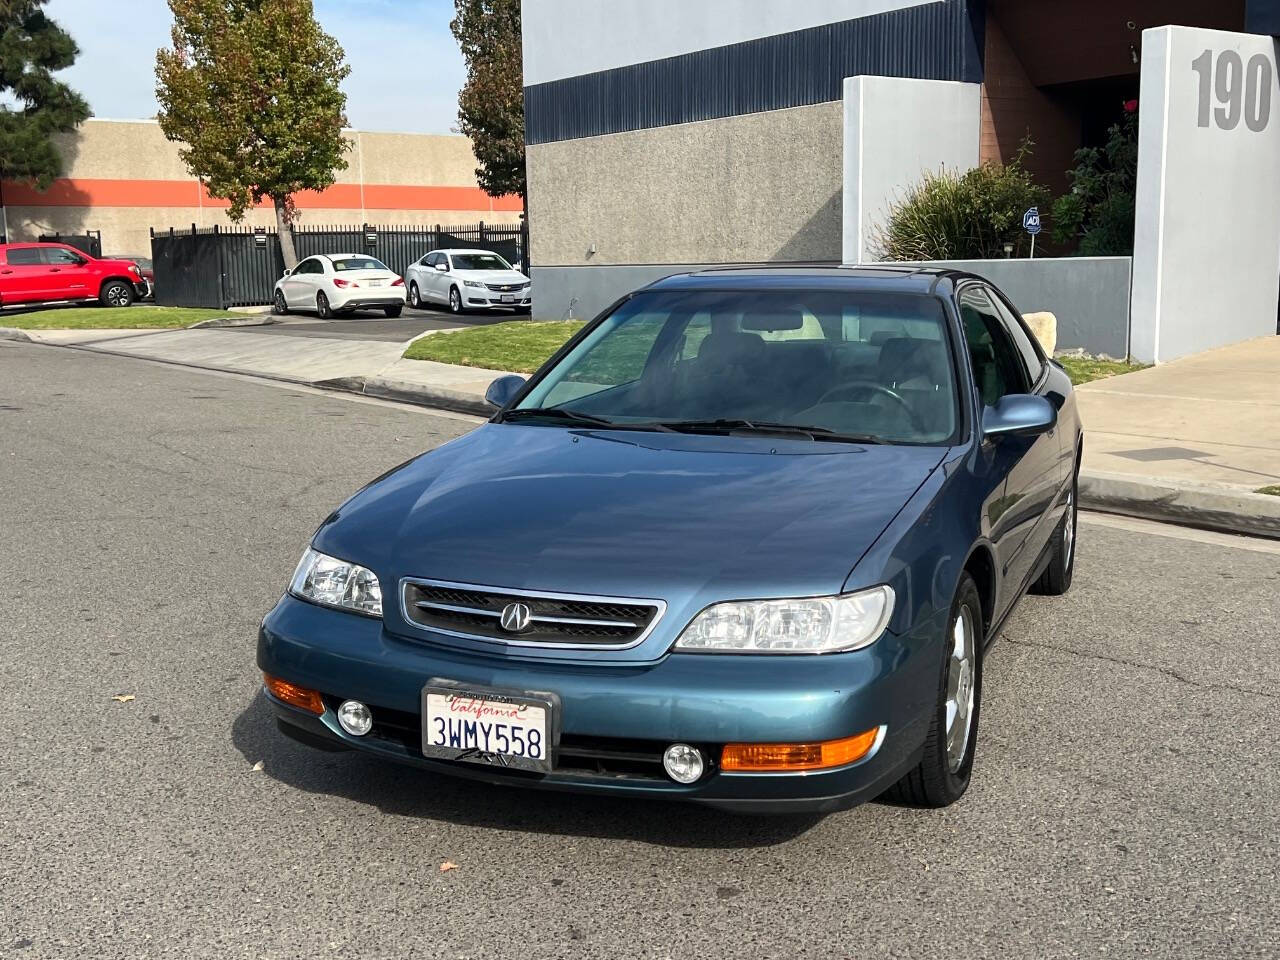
(2, 340), (1277, 959)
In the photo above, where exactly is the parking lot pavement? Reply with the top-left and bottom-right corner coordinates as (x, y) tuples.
(221, 306), (518, 342)
(2, 340), (1278, 959)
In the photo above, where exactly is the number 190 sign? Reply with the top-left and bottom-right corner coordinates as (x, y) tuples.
(1192, 48), (1272, 132)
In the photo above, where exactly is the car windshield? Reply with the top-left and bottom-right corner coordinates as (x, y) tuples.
(451, 253), (510, 271)
(332, 256), (388, 271)
(513, 289), (959, 445)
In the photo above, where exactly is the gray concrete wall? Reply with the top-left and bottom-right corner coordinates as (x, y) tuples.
(532, 256), (1133, 357)
(522, 0), (930, 85)
(525, 101), (844, 268)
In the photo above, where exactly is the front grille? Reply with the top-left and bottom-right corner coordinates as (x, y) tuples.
(401, 579), (663, 648)
(485, 282), (526, 292)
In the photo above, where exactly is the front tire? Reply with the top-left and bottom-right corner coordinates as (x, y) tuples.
(100, 280), (134, 308)
(1032, 463), (1078, 596)
(882, 573), (983, 808)
(384, 305), (403, 318)
(272, 290), (288, 315)
(409, 282), (422, 309)
(316, 291), (332, 319)
(448, 286), (464, 314)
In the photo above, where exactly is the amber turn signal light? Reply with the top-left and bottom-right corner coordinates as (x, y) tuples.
(720, 727), (882, 772)
(263, 674), (325, 715)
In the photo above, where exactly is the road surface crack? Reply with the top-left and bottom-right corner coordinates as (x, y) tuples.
(1001, 634), (1279, 701)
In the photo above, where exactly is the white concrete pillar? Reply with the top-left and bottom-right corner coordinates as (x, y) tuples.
(842, 75), (981, 264)
(1131, 26), (1280, 364)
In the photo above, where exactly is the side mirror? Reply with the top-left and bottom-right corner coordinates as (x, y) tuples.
(982, 394), (1056, 439)
(435, 263), (449, 272)
(282, 268), (292, 276)
(485, 374), (527, 409)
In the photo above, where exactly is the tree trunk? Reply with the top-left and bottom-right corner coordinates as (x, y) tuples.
(274, 196), (298, 269)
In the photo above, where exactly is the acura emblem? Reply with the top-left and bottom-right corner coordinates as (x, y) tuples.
(499, 602), (532, 633)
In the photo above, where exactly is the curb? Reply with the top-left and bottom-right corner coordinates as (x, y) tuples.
(0, 327), (32, 342)
(313, 375), (494, 417)
(1080, 470), (1280, 540)
(186, 316), (279, 329)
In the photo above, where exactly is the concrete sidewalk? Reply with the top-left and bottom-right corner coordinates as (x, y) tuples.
(5, 324), (509, 416)
(1075, 335), (1280, 537)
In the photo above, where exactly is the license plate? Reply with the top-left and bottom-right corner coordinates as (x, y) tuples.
(421, 685), (553, 772)
(368, 279), (384, 286)
(500, 293), (515, 302)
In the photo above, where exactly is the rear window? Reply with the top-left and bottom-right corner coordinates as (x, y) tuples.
(332, 257), (387, 271)
(5, 248), (43, 265)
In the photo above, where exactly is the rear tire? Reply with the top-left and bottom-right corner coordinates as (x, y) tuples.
(384, 305), (403, 318)
(409, 282), (422, 309)
(881, 573), (983, 808)
(100, 280), (133, 308)
(1032, 463), (1078, 596)
(316, 291), (332, 319)
(272, 290), (288, 315)
(448, 286), (464, 314)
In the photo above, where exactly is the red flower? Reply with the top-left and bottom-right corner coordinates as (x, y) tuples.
(1123, 99), (1138, 113)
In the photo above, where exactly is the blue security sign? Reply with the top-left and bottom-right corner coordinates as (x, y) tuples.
(1023, 206), (1042, 235)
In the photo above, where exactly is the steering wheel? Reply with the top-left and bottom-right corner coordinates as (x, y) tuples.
(813, 381), (927, 433)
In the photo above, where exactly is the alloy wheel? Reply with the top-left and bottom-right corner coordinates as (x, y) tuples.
(449, 288), (461, 313)
(317, 292), (330, 319)
(944, 604), (977, 773)
(410, 282), (420, 308)
(274, 291), (287, 315)
(106, 283), (131, 307)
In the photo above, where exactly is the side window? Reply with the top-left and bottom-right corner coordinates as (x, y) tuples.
(422, 253), (437, 267)
(43, 248), (84, 265)
(984, 286), (1044, 384)
(6, 248), (43, 265)
(959, 286), (1028, 407)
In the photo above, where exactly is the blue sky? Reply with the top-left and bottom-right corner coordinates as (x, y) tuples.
(43, 0), (466, 134)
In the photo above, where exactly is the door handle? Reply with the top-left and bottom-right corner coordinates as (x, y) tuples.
(49, 267), (61, 272)
(0, 269), (12, 274)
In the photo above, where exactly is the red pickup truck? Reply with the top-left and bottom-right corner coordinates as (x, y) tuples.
(0, 242), (150, 308)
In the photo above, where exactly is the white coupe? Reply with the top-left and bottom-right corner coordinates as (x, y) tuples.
(273, 253), (406, 318)
(405, 248), (531, 314)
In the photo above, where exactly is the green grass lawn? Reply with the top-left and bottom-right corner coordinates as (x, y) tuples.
(1056, 356), (1149, 385)
(403, 320), (585, 373)
(1257, 485), (1280, 496)
(1, 306), (231, 330)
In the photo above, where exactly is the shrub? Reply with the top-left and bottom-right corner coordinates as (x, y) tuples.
(875, 140), (1050, 261)
(1051, 104), (1138, 256)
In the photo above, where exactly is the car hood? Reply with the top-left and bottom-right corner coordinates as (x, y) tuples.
(451, 269), (529, 284)
(314, 424), (946, 657)
(96, 258), (141, 272)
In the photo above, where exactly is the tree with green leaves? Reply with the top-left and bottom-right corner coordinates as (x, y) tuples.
(155, 0), (350, 267)
(451, 0), (525, 205)
(1051, 103), (1139, 256)
(0, 0), (90, 190)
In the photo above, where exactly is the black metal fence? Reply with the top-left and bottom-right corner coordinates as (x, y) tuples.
(150, 220), (527, 309)
(39, 230), (102, 258)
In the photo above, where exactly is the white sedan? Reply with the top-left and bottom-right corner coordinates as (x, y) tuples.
(405, 248), (531, 314)
(273, 253), (406, 318)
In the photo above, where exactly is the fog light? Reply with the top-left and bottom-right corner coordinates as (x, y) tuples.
(337, 699), (372, 736)
(662, 743), (705, 783)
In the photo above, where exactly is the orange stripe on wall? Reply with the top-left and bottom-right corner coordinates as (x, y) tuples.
(2, 178), (522, 212)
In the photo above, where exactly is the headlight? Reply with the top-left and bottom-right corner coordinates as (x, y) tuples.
(463, 279), (485, 288)
(289, 548), (382, 617)
(673, 586), (893, 654)
(129, 264), (141, 274)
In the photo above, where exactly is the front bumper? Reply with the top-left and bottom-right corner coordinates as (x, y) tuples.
(258, 594), (941, 813)
(464, 287), (531, 308)
(133, 279), (151, 298)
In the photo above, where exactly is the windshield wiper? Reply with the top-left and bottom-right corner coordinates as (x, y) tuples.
(499, 407), (619, 427)
(499, 408), (675, 431)
(652, 418), (884, 444)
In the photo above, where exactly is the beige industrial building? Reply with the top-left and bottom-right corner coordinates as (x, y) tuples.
(0, 118), (521, 258)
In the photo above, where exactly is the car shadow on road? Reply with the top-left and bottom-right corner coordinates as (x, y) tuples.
(230, 691), (823, 849)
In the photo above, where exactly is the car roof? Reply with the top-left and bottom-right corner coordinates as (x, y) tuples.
(646, 264), (977, 296)
(436, 248), (509, 256)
